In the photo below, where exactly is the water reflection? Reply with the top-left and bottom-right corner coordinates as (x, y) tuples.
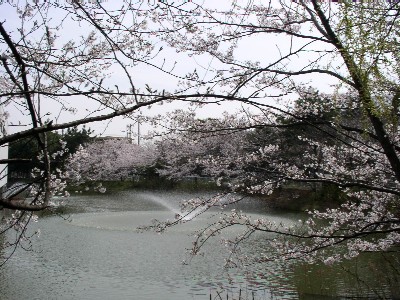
(0, 190), (399, 299)
(292, 251), (400, 299)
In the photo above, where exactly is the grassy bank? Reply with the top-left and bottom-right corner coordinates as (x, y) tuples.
(66, 177), (221, 194)
(263, 182), (347, 211)
(65, 178), (345, 212)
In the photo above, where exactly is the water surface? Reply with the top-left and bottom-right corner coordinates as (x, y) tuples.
(1, 190), (399, 299)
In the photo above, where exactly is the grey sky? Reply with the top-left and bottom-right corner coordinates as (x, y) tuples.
(1, 0), (340, 138)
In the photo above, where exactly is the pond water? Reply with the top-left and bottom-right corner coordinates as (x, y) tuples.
(1, 190), (399, 299)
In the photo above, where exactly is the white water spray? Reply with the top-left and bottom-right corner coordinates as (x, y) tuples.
(139, 193), (208, 221)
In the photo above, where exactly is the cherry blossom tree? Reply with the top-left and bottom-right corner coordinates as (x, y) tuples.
(155, 110), (249, 181)
(143, 0), (400, 265)
(0, 1), (150, 260)
(0, 1), (147, 211)
(66, 138), (157, 184)
(0, 0), (228, 263)
(158, 93), (400, 265)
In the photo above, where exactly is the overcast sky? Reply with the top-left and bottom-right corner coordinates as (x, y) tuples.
(1, 0), (339, 139)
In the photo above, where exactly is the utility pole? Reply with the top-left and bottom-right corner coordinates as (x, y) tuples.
(126, 124), (133, 143)
(0, 105), (8, 188)
(137, 120), (140, 146)
(126, 120), (140, 145)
